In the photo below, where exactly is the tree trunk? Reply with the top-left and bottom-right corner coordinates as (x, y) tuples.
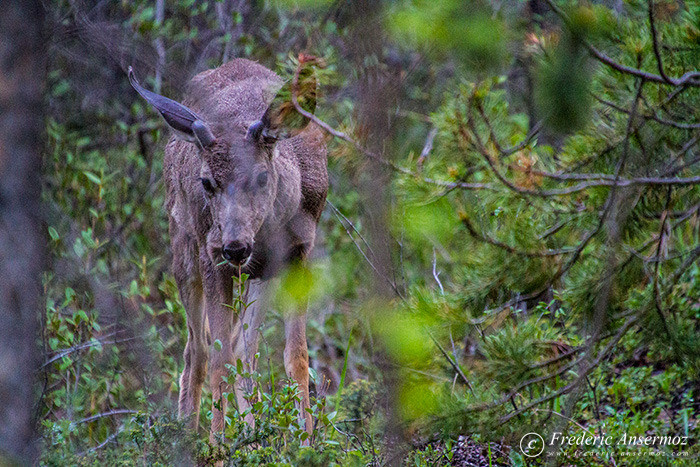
(0, 0), (45, 463)
(346, 2), (406, 463)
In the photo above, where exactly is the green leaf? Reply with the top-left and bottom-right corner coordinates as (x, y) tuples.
(82, 171), (101, 185)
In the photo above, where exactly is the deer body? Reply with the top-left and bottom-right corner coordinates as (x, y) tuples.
(129, 58), (327, 442)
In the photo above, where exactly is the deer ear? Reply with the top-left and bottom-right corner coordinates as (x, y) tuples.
(128, 67), (215, 148)
(247, 63), (317, 145)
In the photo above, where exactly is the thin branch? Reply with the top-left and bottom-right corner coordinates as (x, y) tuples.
(76, 408), (138, 425)
(457, 346), (590, 414)
(475, 103), (544, 158)
(538, 218), (571, 240)
(481, 82), (644, 317)
(41, 332), (139, 369)
(520, 168), (700, 187)
(327, 200), (379, 264)
(531, 408), (596, 437)
(652, 187), (672, 336)
(290, 63), (408, 174)
(465, 96), (699, 197)
(475, 102), (504, 153)
(588, 42), (700, 87)
(660, 136), (700, 176)
(429, 331), (475, 395)
(461, 214), (575, 257)
(326, 200), (405, 299)
(596, 95), (700, 129)
(77, 429), (124, 456)
(664, 154), (700, 177)
(529, 345), (584, 370)
(668, 245), (700, 286)
(501, 120), (543, 157)
(507, 127), (699, 188)
(480, 200), (697, 333)
(543, 0), (700, 87)
(648, 0), (673, 84)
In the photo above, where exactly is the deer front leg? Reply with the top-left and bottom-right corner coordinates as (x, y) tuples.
(207, 297), (236, 445)
(174, 257), (207, 429)
(231, 280), (266, 428)
(284, 310), (312, 436)
(179, 315), (208, 430)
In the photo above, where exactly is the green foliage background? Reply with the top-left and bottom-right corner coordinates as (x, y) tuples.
(40, 0), (699, 465)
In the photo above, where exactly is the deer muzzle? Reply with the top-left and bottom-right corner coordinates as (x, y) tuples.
(222, 240), (252, 265)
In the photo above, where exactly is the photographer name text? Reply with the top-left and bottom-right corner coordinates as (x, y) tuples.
(549, 432), (688, 447)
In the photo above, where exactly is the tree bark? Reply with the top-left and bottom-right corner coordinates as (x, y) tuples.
(346, 1), (406, 463)
(0, 0), (45, 463)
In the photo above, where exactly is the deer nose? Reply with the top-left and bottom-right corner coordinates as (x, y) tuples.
(222, 241), (252, 265)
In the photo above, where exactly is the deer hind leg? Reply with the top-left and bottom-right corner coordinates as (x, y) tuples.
(231, 280), (267, 427)
(284, 310), (312, 435)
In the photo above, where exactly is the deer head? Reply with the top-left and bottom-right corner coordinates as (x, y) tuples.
(128, 65), (317, 267)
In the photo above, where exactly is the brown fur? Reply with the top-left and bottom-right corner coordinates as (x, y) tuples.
(160, 59), (327, 444)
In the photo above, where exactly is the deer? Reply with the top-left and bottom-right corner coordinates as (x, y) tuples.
(128, 57), (327, 446)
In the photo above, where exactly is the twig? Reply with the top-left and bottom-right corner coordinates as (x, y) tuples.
(660, 136), (700, 176)
(475, 102), (503, 154)
(429, 332), (474, 394)
(77, 428), (124, 456)
(481, 81), (644, 323)
(501, 120), (543, 157)
(41, 332), (139, 369)
(531, 408), (595, 437)
(431, 248), (444, 295)
(326, 200), (405, 299)
(327, 200), (380, 264)
(417, 127), (438, 167)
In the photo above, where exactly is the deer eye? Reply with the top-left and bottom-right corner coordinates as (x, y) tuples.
(256, 171), (268, 188)
(200, 177), (216, 194)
